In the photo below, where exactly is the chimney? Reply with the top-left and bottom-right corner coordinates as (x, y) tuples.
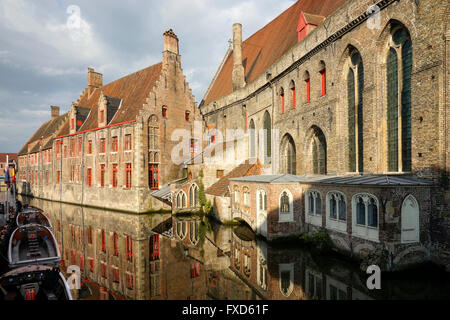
(88, 67), (103, 96)
(163, 29), (179, 55)
(51, 106), (60, 120)
(232, 23), (245, 91)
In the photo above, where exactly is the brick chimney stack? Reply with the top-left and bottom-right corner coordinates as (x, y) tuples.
(232, 23), (245, 91)
(163, 29), (179, 55)
(88, 67), (103, 96)
(51, 106), (60, 120)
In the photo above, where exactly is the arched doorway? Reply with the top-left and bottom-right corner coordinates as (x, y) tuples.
(280, 134), (296, 174)
(401, 195), (419, 243)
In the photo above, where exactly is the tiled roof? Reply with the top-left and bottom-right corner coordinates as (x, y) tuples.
(75, 62), (163, 132)
(18, 113), (68, 155)
(230, 174), (434, 186)
(0, 153), (17, 163)
(202, 0), (348, 105)
(206, 160), (263, 196)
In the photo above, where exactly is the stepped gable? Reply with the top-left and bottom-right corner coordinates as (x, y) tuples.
(203, 0), (347, 105)
(76, 62), (163, 131)
(206, 160), (263, 197)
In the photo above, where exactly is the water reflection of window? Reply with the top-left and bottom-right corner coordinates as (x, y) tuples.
(149, 234), (160, 261)
(189, 221), (199, 245)
(329, 284), (347, 300)
(243, 253), (251, 277)
(234, 247), (241, 269)
(306, 270), (323, 300)
(150, 274), (161, 297)
(191, 262), (200, 278)
(176, 221), (187, 239)
(258, 262), (268, 290)
(279, 264), (294, 297)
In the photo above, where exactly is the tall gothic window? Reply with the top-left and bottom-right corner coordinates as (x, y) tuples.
(280, 192), (290, 213)
(387, 27), (412, 172)
(280, 134), (296, 175)
(347, 51), (364, 172)
(263, 111), (271, 164)
(249, 119), (256, 159)
(310, 127), (326, 174)
(189, 184), (199, 208)
(148, 115), (159, 189)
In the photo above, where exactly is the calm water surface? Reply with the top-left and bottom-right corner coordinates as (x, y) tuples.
(17, 196), (450, 300)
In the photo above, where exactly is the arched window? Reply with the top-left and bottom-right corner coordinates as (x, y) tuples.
(249, 119), (256, 159)
(258, 189), (267, 212)
(347, 51), (364, 172)
(176, 191), (187, 209)
(243, 187), (250, 207)
(279, 190), (293, 222)
(162, 106), (167, 118)
(148, 115), (159, 189)
(326, 191), (347, 233)
(304, 71), (311, 103)
(279, 263), (294, 297)
(319, 61), (326, 96)
(306, 190), (322, 227)
(309, 126), (327, 174)
(352, 193), (379, 241)
(280, 134), (296, 175)
(280, 87), (285, 114)
(263, 111), (272, 164)
(387, 27), (412, 172)
(290, 80), (296, 109)
(233, 186), (240, 207)
(189, 184), (199, 208)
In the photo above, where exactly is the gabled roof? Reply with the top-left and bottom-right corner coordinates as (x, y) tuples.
(18, 113), (68, 155)
(202, 0), (347, 105)
(0, 153), (17, 163)
(74, 62), (163, 132)
(206, 160), (263, 196)
(230, 174), (433, 186)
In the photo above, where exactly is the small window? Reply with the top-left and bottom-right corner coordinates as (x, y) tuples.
(280, 87), (285, 114)
(185, 111), (190, 121)
(304, 71), (311, 103)
(125, 134), (132, 151)
(112, 164), (118, 188)
(162, 106), (167, 119)
(100, 110), (105, 123)
(319, 62), (326, 96)
(100, 138), (106, 153)
(112, 232), (119, 256)
(112, 136), (118, 153)
(88, 140), (92, 154)
(216, 170), (224, 178)
(126, 235), (133, 261)
(125, 164), (132, 189)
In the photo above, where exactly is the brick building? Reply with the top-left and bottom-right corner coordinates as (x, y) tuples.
(17, 29), (199, 212)
(0, 153), (17, 178)
(198, 0), (450, 270)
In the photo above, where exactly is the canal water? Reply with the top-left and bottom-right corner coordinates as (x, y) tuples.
(16, 196), (450, 300)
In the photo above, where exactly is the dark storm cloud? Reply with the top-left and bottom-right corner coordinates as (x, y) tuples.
(0, 0), (295, 152)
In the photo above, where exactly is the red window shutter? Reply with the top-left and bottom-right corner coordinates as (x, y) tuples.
(112, 164), (118, 188)
(292, 87), (296, 109)
(320, 68), (326, 96)
(87, 168), (92, 187)
(281, 93), (285, 114)
(126, 164), (132, 189)
(100, 164), (105, 187)
(305, 78), (311, 102)
(101, 229), (106, 252)
(88, 226), (92, 244)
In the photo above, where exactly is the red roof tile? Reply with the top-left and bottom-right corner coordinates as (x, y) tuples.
(206, 160), (263, 196)
(203, 0), (347, 105)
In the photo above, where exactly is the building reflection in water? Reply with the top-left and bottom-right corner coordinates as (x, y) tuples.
(18, 196), (450, 300)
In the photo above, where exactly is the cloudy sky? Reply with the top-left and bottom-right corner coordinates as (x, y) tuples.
(0, 0), (295, 152)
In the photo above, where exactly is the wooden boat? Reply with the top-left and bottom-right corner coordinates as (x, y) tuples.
(8, 225), (60, 268)
(0, 265), (72, 300)
(16, 209), (52, 230)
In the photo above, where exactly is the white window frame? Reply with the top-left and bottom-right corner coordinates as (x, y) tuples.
(351, 193), (379, 242)
(278, 189), (294, 222)
(305, 189), (322, 227)
(325, 191), (347, 233)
